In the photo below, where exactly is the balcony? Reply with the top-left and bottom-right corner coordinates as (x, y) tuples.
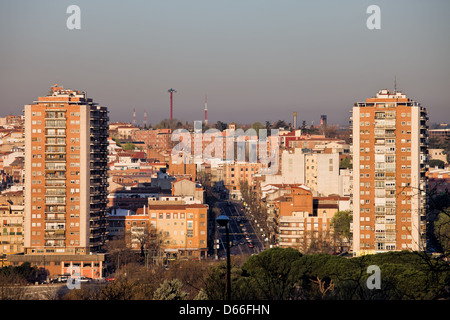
(45, 181), (66, 187)
(45, 189), (66, 196)
(45, 147), (66, 154)
(44, 224), (65, 231)
(45, 174), (66, 180)
(44, 242), (65, 247)
(44, 230), (65, 240)
(45, 155), (66, 162)
(45, 164), (66, 171)
(45, 199), (66, 205)
(375, 120), (396, 129)
(45, 133), (66, 138)
(45, 215), (66, 221)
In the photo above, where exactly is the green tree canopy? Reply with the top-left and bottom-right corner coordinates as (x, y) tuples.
(240, 247), (303, 300)
(153, 279), (188, 300)
(331, 210), (352, 239)
(122, 142), (135, 151)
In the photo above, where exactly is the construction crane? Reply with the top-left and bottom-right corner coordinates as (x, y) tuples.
(168, 88), (177, 121)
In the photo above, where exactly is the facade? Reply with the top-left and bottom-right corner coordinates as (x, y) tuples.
(134, 128), (172, 150)
(276, 186), (346, 252)
(23, 84), (109, 256)
(262, 148), (340, 197)
(108, 202), (209, 259)
(427, 168), (450, 195)
(351, 89), (428, 256)
(172, 178), (205, 204)
(429, 128), (450, 138)
(0, 202), (24, 255)
(148, 203), (208, 259)
(222, 162), (265, 200)
(428, 148), (447, 164)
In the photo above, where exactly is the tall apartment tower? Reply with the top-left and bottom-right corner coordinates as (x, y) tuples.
(352, 89), (428, 256)
(24, 84), (109, 255)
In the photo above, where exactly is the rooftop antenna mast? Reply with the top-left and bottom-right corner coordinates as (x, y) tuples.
(394, 76), (397, 93)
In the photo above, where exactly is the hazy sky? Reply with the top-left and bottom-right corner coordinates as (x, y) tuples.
(0, 0), (449, 126)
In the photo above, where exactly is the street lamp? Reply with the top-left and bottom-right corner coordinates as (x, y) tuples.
(216, 214), (231, 300)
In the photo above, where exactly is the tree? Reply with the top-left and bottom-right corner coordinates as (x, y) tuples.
(154, 118), (184, 130)
(434, 209), (450, 256)
(122, 142), (135, 151)
(331, 211), (351, 239)
(273, 120), (287, 129)
(321, 124), (339, 138)
(429, 159), (445, 169)
(153, 279), (188, 300)
(0, 272), (28, 300)
(215, 121), (228, 131)
(240, 247), (303, 300)
(251, 122), (265, 137)
(104, 236), (139, 274)
(301, 120), (307, 131)
(339, 157), (352, 169)
(330, 210), (352, 252)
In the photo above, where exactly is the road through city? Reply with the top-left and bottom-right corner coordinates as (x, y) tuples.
(215, 201), (264, 259)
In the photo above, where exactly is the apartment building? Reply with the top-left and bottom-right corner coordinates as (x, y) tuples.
(352, 89), (428, 256)
(148, 203), (208, 259)
(273, 184), (350, 252)
(262, 148), (340, 197)
(23, 84), (109, 256)
(108, 202), (209, 259)
(428, 149), (447, 164)
(0, 202), (24, 256)
(134, 128), (172, 150)
(222, 161), (266, 200)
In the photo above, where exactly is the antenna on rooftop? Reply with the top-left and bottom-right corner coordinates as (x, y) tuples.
(394, 76), (397, 93)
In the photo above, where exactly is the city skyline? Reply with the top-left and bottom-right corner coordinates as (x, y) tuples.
(1, 1), (449, 126)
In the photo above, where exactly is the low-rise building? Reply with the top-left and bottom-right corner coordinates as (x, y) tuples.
(108, 202), (209, 260)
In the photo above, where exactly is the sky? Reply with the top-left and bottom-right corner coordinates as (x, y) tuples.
(0, 0), (449, 126)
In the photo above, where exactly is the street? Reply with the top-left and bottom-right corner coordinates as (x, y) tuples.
(215, 201), (265, 258)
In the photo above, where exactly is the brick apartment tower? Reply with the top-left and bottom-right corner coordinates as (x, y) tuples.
(352, 89), (428, 256)
(24, 84), (109, 255)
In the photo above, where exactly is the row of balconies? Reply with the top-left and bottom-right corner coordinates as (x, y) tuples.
(45, 231), (65, 240)
(45, 189), (66, 196)
(44, 242), (65, 247)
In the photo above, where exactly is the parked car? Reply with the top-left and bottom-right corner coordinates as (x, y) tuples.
(78, 277), (91, 283)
